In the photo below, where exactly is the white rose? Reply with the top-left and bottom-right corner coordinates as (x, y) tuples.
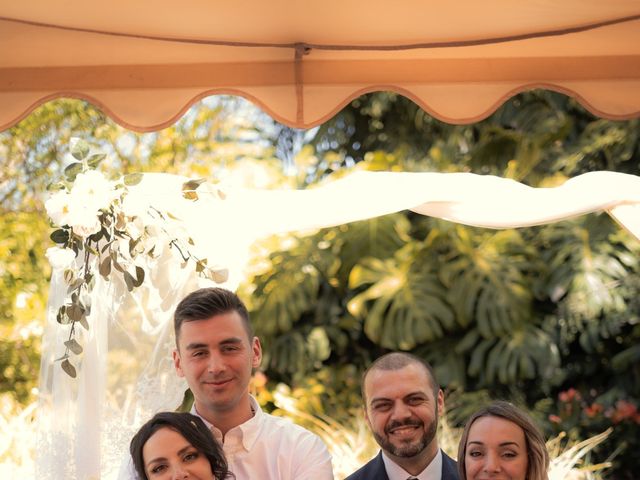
(67, 201), (102, 238)
(45, 246), (77, 269)
(71, 170), (117, 213)
(45, 190), (73, 226)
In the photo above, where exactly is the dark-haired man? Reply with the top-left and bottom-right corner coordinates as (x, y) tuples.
(346, 352), (458, 480)
(123, 287), (333, 479)
(171, 287), (333, 479)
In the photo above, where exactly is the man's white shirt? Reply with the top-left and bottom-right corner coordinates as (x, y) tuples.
(381, 448), (443, 480)
(119, 396), (333, 479)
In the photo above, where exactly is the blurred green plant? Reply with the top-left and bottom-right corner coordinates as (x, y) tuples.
(244, 91), (640, 478)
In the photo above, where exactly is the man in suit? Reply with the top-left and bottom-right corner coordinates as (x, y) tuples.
(346, 352), (459, 480)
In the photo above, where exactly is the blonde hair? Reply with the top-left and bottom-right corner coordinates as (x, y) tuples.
(457, 401), (549, 480)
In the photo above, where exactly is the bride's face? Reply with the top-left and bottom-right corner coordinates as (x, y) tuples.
(142, 427), (216, 479)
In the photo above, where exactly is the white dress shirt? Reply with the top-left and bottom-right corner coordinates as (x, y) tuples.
(193, 396), (333, 480)
(381, 448), (443, 480)
(119, 396), (333, 480)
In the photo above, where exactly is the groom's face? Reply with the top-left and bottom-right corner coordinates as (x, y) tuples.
(173, 311), (261, 416)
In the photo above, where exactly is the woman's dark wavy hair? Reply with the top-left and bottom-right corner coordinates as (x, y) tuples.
(130, 411), (232, 479)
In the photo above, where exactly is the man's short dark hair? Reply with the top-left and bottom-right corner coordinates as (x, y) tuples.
(362, 352), (439, 402)
(174, 287), (253, 346)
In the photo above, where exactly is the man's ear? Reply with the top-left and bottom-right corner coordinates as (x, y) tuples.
(251, 337), (262, 369)
(173, 349), (184, 377)
(363, 404), (372, 428)
(436, 388), (445, 417)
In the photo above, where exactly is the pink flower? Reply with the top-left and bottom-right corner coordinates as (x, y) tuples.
(548, 414), (562, 424)
(559, 388), (581, 403)
(584, 403), (604, 418)
(609, 400), (638, 424)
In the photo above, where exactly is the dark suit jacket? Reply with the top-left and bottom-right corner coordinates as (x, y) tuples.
(344, 450), (459, 480)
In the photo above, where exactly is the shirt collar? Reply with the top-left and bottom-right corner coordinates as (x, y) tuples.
(381, 448), (443, 480)
(190, 395), (264, 452)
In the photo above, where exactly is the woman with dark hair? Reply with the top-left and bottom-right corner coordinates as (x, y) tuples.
(130, 412), (232, 479)
(457, 401), (549, 480)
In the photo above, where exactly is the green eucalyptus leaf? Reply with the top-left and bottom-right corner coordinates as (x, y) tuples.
(128, 238), (140, 256)
(64, 162), (83, 181)
(70, 139), (91, 160)
(124, 271), (135, 291)
(88, 229), (104, 243)
(124, 173), (143, 186)
(78, 316), (90, 330)
(46, 182), (68, 192)
(133, 266), (145, 287)
(182, 191), (199, 201)
(182, 179), (206, 191)
(63, 269), (75, 284)
(64, 339), (83, 355)
(50, 229), (70, 244)
(209, 268), (229, 284)
(66, 304), (84, 321)
(61, 359), (77, 378)
(99, 256), (111, 277)
(56, 306), (72, 325)
(87, 153), (107, 168)
(101, 241), (113, 254)
(112, 256), (125, 273)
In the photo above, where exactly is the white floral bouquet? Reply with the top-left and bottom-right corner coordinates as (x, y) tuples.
(45, 139), (226, 377)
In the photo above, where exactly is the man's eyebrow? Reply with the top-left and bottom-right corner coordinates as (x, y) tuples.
(219, 337), (243, 345)
(184, 342), (208, 351)
(370, 391), (425, 403)
(369, 396), (390, 403)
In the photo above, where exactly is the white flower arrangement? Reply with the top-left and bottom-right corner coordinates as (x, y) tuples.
(46, 139), (227, 377)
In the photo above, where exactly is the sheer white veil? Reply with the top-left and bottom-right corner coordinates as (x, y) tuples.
(35, 170), (640, 479)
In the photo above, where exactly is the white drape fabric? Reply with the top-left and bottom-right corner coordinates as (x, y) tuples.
(36, 170), (640, 479)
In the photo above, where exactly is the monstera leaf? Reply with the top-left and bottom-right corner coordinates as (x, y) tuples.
(348, 243), (455, 350)
(539, 217), (640, 351)
(457, 324), (561, 385)
(333, 214), (410, 283)
(541, 217), (636, 319)
(265, 326), (336, 377)
(441, 226), (537, 338)
(251, 236), (330, 335)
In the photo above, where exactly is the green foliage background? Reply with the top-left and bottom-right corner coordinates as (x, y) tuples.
(244, 92), (640, 479)
(1, 92), (639, 478)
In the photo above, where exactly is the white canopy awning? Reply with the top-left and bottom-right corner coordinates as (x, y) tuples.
(2, 1), (639, 130)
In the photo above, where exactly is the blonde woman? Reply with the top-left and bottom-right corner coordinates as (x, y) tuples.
(458, 401), (549, 480)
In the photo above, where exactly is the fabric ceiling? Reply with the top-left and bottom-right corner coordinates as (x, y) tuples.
(1, 0), (639, 131)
